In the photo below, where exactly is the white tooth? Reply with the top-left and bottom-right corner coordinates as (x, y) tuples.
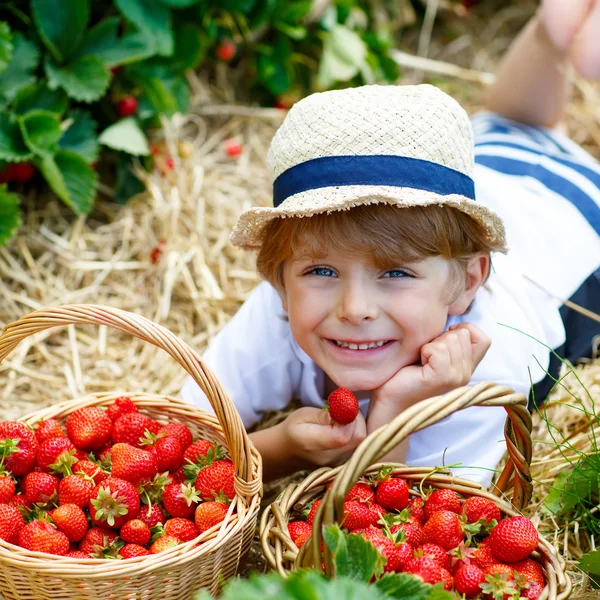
(376, 341), (385, 347)
(348, 343), (358, 350)
(358, 343), (369, 350)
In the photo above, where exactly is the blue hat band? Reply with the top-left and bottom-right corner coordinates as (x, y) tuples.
(273, 155), (475, 208)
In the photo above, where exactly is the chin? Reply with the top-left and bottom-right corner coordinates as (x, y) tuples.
(329, 372), (389, 393)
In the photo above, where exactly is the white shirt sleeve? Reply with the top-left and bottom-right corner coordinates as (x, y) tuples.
(180, 281), (306, 428)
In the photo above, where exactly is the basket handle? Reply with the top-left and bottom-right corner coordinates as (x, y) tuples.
(305, 381), (532, 571)
(0, 304), (261, 499)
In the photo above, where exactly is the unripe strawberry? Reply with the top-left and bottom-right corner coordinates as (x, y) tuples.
(117, 96), (138, 117)
(215, 39), (236, 61)
(325, 388), (359, 425)
(375, 477), (409, 511)
(488, 516), (538, 563)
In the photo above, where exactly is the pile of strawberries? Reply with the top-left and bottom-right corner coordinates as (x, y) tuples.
(288, 473), (545, 599)
(0, 397), (235, 559)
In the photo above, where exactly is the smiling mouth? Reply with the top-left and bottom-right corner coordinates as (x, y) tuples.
(331, 339), (393, 350)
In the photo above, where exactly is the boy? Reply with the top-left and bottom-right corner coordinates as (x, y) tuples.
(182, 0), (600, 485)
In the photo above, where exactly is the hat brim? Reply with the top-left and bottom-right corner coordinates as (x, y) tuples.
(230, 185), (507, 251)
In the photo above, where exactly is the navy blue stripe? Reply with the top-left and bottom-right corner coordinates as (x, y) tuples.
(474, 120), (566, 153)
(475, 155), (600, 235)
(272, 155), (475, 207)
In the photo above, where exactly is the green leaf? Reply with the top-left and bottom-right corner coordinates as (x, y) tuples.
(318, 25), (367, 89)
(12, 83), (68, 115)
(0, 186), (21, 246)
(18, 110), (62, 156)
(45, 55), (111, 103)
(31, 0), (89, 62)
(323, 525), (381, 582)
(0, 22), (13, 75)
(78, 19), (156, 67)
(158, 0), (200, 6)
(0, 34), (40, 101)
(211, 571), (288, 600)
(0, 114), (33, 162)
(257, 54), (291, 95)
(169, 24), (204, 73)
(376, 573), (440, 600)
(542, 469), (571, 516)
(115, 153), (145, 204)
(215, 0), (256, 11)
(98, 118), (150, 156)
(59, 110), (98, 163)
(141, 77), (179, 115)
(114, 0), (173, 56)
(274, 23), (307, 40)
(37, 150), (97, 214)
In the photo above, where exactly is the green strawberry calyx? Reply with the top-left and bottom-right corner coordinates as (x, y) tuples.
(90, 487), (130, 527)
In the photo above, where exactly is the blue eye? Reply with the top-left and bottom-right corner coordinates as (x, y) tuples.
(308, 267), (337, 277)
(383, 269), (411, 278)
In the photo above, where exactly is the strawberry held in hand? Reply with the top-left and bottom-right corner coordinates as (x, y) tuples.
(325, 388), (359, 425)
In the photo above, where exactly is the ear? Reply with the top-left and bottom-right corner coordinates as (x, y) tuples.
(448, 255), (490, 315)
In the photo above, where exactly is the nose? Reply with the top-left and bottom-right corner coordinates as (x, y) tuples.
(336, 281), (379, 324)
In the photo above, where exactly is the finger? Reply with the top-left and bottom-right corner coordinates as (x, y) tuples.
(421, 339), (452, 377)
(452, 322), (491, 367)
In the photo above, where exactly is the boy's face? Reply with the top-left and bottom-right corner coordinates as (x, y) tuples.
(281, 251), (473, 392)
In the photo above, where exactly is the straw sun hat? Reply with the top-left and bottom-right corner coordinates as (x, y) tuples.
(230, 84), (506, 250)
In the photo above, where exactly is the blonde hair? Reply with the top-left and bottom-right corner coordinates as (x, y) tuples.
(256, 204), (504, 301)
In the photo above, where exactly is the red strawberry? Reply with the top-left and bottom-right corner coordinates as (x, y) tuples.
(89, 478), (140, 529)
(375, 477), (409, 511)
(117, 96), (138, 117)
(439, 568), (453, 591)
(78, 527), (118, 556)
(66, 550), (90, 559)
(223, 139), (243, 157)
(359, 528), (412, 573)
(472, 539), (496, 570)
(106, 397), (139, 422)
(165, 517), (199, 542)
(484, 563), (515, 579)
(415, 542), (450, 569)
(37, 437), (77, 474)
(111, 443), (158, 485)
(163, 482), (200, 518)
(345, 482), (375, 504)
(10, 162), (35, 183)
(66, 408), (112, 450)
(521, 582), (544, 599)
(404, 556), (444, 584)
(194, 501), (228, 534)
(0, 421), (38, 476)
(136, 503), (166, 528)
(49, 504), (88, 542)
(149, 535), (179, 554)
(120, 519), (151, 545)
(424, 489), (461, 519)
(19, 520), (69, 555)
(488, 516), (538, 563)
(342, 500), (375, 531)
(74, 460), (107, 485)
(215, 39), (236, 62)
(306, 499), (321, 525)
(454, 563), (486, 598)
(0, 504), (25, 543)
(408, 497), (426, 523)
(369, 503), (386, 527)
(511, 558), (545, 586)
(194, 459), (235, 500)
(120, 543), (150, 559)
(481, 563), (519, 600)
(325, 388), (359, 425)
(422, 510), (464, 551)
(159, 423), (193, 452)
(10, 494), (31, 512)
(147, 435), (182, 473)
(390, 522), (423, 547)
(462, 496), (501, 524)
(288, 521), (312, 548)
(112, 413), (160, 448)
(172, 467), (187, 483)
(35, 419), (66, 444)
(0, 475), (16, 503)
(23, 471), (59, 504)
(59, 474), (95, 508)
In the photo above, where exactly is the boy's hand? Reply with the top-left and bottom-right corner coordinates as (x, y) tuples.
(281, 406), (367, 469)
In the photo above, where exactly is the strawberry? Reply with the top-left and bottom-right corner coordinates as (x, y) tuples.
(342, 500), (375, 531)
(408, 497), (426, 523)
(375, 477), (409, 511)
(35, 419), (66, 444)
(488, 516), (538, 563)
(345, 482), (375, 504)
(145, 435), (182, 473)
(66, 408), (112, 450)
(172, 467), (187, 483)
(136, 503), (166, 528)
(89, 478), (140, 529)
(59, 474), (95, 508)
(439, 568), (453, 591)
(159, 423), (193, 452)
(106, 397), (139, 422)
(10, 494), (31, 512)
(521, 582), (544, 599)
(74, 459), (107, 485)
(120, 543), (150, 559)
(481, 564), (519, 600)
(424, 489), (461, 519)
(112, 413), (160, 448)
(111, 443), (158, 485)
(215, 39), (236, 62)
(325, 388), (359, 425)
(511, 558), (545, 586)
(0, 475), (16, 503)
(163, 482), (200, 518)
(183, 439), (215, 464)
(390, 522), (423, 547)
(164, 517), (199, 542)
(0, 421), (38, 476)
(23, 471), (59, 504)
(0, 504), (25, 543)
(65, 550), (90, 559)
(149, 535), (179, 554)
(422, 510), (464, 551)
(194, 501), (228, 534)
(288, 521), (312, 548)
(462, 496), (501, 524)
(404, 556), (444, 585)
(120, 519), (151, 545)
(449, 540), (477, 573)
(194, 459), (235, 500)
(472, 539), (497, 570)
(19, 520), (70, 555)
(223, 139), (243, 157)
(117, 96), (138, 117)
(37, 437), (77, 474)
(306, 499), (321, 525)
(369, 503), (386, 527)
(49, 504), (88, 542)
(79, 527), (119, 556)
(359, 528), (412, 573)
(415, 542), (450, 569)
(454, 563), (486, 598)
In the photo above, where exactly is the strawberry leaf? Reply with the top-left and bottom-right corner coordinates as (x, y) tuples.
(0, 187), (21, 246)
(18, 109), (63, 156)
(0, 34), (40, 101)
(45, 55), (111, 103)
(0, 113), (34, 162)
(579, 548), (600, 575)
(58, 110), (98, 163)
(98, 118), (150, 156)
(0, 22), (13, 75)
(375, 573), (440, 599)
(13, 83), (68, 116)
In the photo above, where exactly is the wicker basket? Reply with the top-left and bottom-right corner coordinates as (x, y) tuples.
(260, 382), (571, 600)
(0, 305), (263, 600)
